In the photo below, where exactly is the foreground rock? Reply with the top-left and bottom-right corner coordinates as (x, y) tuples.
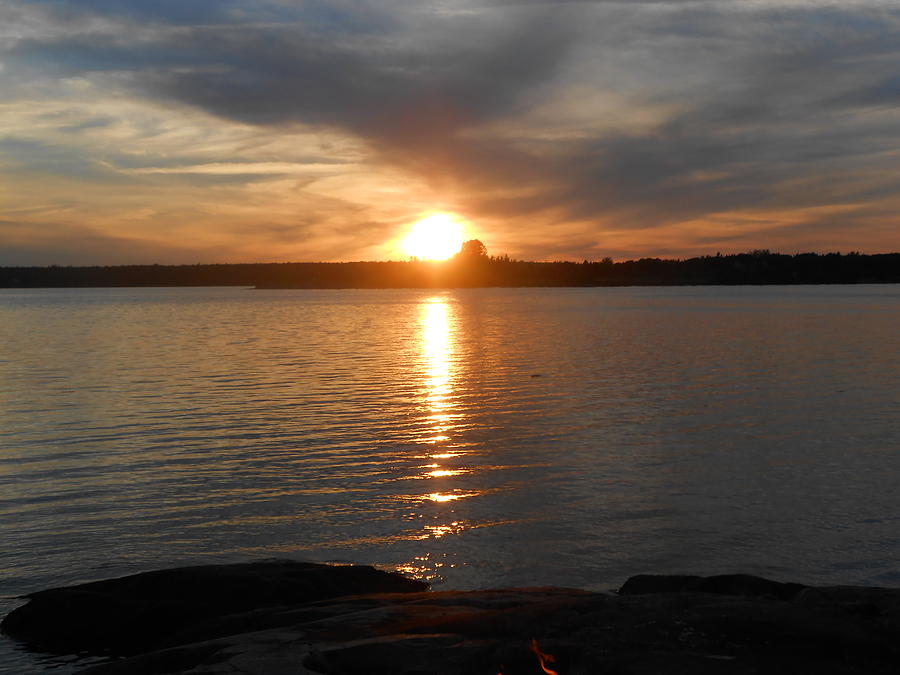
(3, 565), (900, 674)
(0, 560), (426, 656)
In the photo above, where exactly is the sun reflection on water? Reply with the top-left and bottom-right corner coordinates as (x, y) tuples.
(426, 492), (469, 502)
(417, 521), (465, 540)
(426, 468), (464, 478)
(394, 296), (484, 582)
(422, 298), (452, 412)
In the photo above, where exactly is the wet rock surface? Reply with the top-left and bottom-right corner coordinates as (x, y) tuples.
(3, 564), (900, 674)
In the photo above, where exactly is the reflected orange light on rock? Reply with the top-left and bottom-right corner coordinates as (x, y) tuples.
(496, 640), (560, 675)
(530, 639), (560, 675)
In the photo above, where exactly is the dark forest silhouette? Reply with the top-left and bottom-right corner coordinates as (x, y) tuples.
(1, 248), (898, 288)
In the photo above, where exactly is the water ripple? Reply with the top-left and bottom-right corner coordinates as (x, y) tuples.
(1, 285), (899, 672)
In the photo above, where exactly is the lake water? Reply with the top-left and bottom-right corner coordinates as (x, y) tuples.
(1, 285), (899, 672)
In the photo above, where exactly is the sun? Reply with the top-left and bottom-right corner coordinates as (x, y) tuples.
(402, 213), (465, 261)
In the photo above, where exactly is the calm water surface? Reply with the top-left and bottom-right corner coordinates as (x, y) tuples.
(1, 285), (898, 671)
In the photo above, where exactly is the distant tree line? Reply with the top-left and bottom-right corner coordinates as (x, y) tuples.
(1, 250), (898, 288)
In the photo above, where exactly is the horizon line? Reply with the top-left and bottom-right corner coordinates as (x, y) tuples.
(3, 249), (899, 270)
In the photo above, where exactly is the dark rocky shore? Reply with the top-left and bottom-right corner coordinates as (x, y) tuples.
(3, 560), (899, 674)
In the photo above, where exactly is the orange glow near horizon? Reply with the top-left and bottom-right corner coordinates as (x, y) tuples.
(402, 213), (465, 261)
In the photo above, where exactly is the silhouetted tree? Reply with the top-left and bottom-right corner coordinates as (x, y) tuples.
(456, 239), (488, 260)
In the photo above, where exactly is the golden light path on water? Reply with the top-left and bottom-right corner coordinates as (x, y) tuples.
(422, 297), (453, 439)
(395, 296), (480, 582)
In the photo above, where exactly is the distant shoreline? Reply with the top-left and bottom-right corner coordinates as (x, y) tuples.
(2, 251), (899, 288)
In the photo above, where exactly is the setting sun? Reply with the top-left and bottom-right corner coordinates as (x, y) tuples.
(402, 214), (465, 261)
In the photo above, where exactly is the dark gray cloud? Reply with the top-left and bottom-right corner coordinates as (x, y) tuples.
(16, 0), (319, 27)
(433, 4), (900, 234)
(9, 6), (575, 131)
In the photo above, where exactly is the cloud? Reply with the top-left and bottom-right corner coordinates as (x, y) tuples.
(0, 219), (221, 266)
(2, 0), (900, 263)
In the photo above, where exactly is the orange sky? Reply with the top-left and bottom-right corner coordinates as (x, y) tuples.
(1, 1), (899, 265)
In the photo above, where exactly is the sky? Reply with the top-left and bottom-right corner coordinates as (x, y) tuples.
(1, 0), (899, 265)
